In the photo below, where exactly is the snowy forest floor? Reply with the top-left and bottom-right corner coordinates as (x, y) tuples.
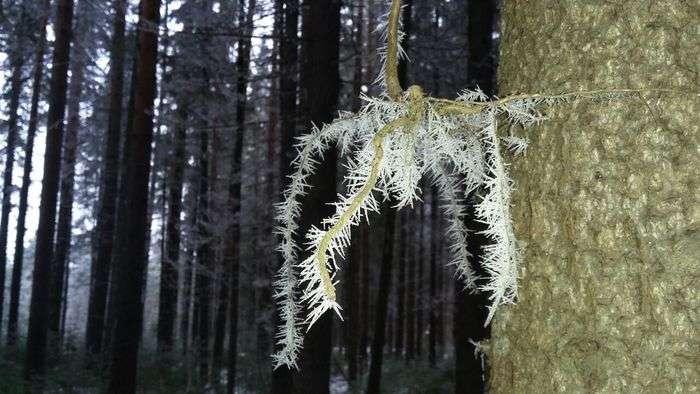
(0, 348), (455, 393)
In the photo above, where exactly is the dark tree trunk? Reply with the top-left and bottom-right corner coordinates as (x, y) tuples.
(416, 202), (425, 359)
(405, 214), (416, 362)
(104, 32), (139, 354)
(7, 0), (50, 348)
(366, 204), (396, 394)
(292, 1), (341, 393)
(453, 1), (498, 391)
(158, 102), (188, 354)
(106, 0), (161, 391)
(394, 212), (405, 356)
(0, 3), (27, 342)
(226, 1), (256, 392)
(86, 0), (127, 357)
(195, 126), (212, 384)
(24, 0), (75, 383)
(181, 191), (197, 356)
(49, 44), (84, 349)
(358, 223), (370, 368)
(346, 0), (365, 382)
(453, 194), (490, 393)
(272, 0), (299, 391)
(428, 187), (438, 366)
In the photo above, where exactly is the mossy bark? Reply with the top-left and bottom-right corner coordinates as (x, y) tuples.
(491, 1), (699, 392)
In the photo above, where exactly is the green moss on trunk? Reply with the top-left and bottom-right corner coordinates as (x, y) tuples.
(491, 1), (699, 392)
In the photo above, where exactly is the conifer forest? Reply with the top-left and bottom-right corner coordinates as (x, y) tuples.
(0, 0), (698, 393)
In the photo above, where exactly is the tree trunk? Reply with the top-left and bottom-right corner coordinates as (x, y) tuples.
(49, 37), (85, 350)
(87, 0), (127, 357)
(452, 2), (498, 390)
(0, 3), (27, 342)
(394, 212), (406, 356)
(226, 1), (256, 392)
(366, 204), (396, 394)
(428, 187), (438, 366)
(106, 0), (160, 391)
(195, 125), (212, 384)
(416, 201), (424, 359)
(405, 214), (416, 362)
(6, 0), (50, 348)
(293, 2), (341, 393)
(157, 103), (187, 355)
(24, 0), (75, 383)
(272, 0), (298, 391)
(490, 1), (699, 392)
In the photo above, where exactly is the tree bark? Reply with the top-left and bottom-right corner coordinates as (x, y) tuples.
(428, 187), (438, 366)
(106, 0), (161, 391)
(272, 0), (299, 391)
(195, 125), (212, 384)
(24, 0), (75, 383)
(490, 1), (699, 392)
(6, 0), (50, 348)
(394, 212), (406, 356)
(292, 1), (341, 393)
(49, 34), (85, 349)
(0, 2), (27, 342)
(366, 204), (396, 394)
(226, 1), (256, 392)
(86, 0), (127, 357)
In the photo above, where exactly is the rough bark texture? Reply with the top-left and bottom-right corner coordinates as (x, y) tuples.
(86, 0), (127, 357)
(24, 0), (74, 381)
(226, 1), (256, 392)
(107, 0), (160, 391)
(7, 0), (50, 348)
(490, 2), (699, 392)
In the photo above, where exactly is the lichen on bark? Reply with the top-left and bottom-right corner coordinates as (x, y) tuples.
(490, 1), (699, 392)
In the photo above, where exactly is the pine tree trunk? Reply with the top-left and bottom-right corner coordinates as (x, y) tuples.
(195, 125), (212, 384)
(24, 0), (75, 382)
(272, 0), (299, 391)
(0, 4), (27, 342)
(87, 0), (127, 357)
(157, 103), (187, 354)
(49, 40), (84, 349)
(226, 1), (256, 392)
(394, 212), (405, 356)
(6, 0), (50, 348)
(366, 204), (396, 394)
(428, 187), (438, 367)
(106, 0), (160, 391)
(490, 2), (699, 392)
(293, 2), (341, 393)
(405, 214), (416, 362)
(416, 201), (424, 359)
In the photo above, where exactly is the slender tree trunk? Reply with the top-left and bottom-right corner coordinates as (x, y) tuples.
(394, 212), (405, 356)
(86, 0), (127, 357)
(416, 201), (425, 359)
(24, 0), (75, 383)
(158, 102), (187, 354)
(0, 3), (27, 342)
(293, 2), (341, 393)
(366, 204), (396, 394)
(406, 214), (416, 362)
(6, 0), (50, 348)
(104, 52), (138, 353)
(181, 187), (197, 356)
(49, 0), (88, 348)
(48, 45), (84, 350)
(454, 2), (498, 390)
(195, 124), (212, 384)
(272, 0), (299, 391)
(428, 187), (438, 367)
(226, 1), (256, 392)
(346, 3), (365, 369)
(106, 0), (161, 391)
